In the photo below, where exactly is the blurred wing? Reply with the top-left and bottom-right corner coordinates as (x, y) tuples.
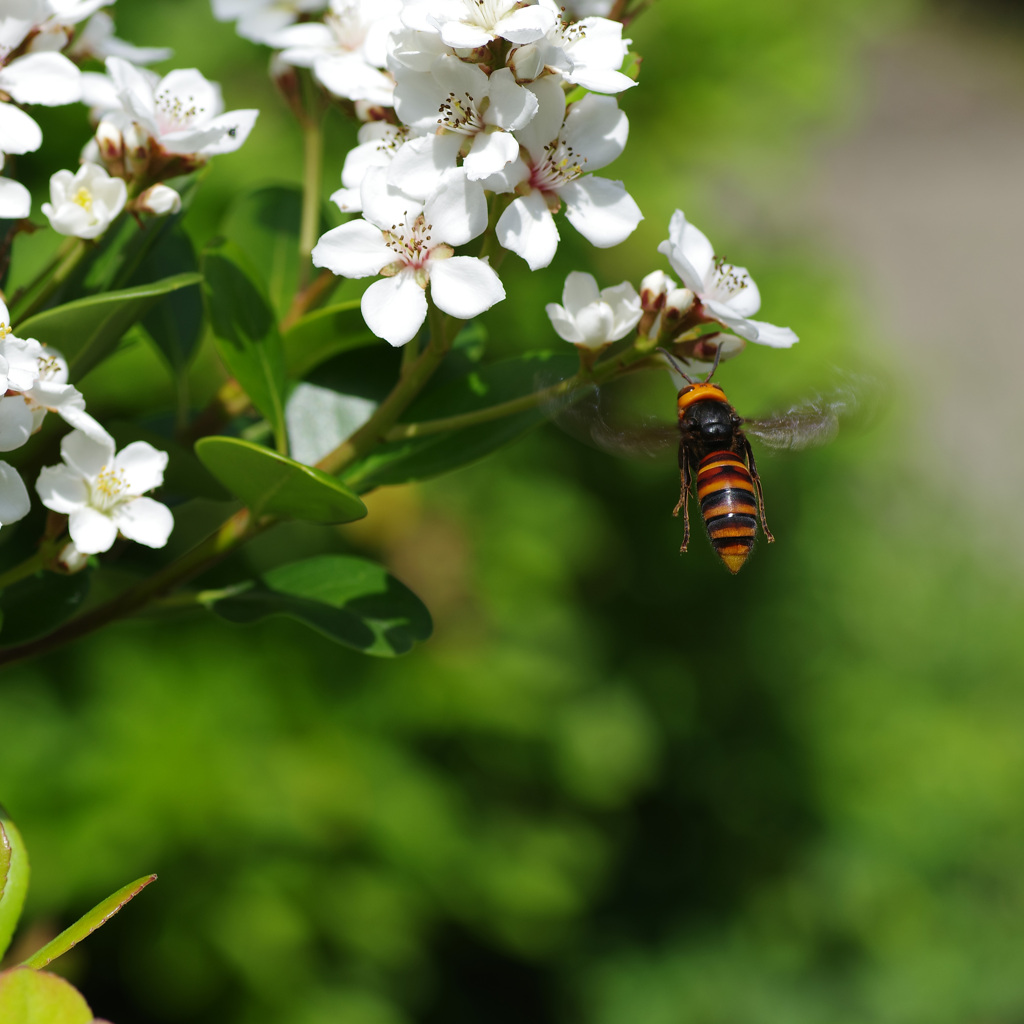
(547, 381), (678, 459)
(744, 376), (876, 450)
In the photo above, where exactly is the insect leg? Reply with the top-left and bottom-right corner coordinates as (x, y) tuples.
(672, 444), (692, 552)
(743, 438), (775, 543)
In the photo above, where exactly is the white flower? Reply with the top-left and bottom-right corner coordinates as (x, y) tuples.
(0, 51), (82, 157)
(0, 153), (30, 217)
(494, 79), (642, 269)
(36, 427), (174, 555)
(329, 121), (409, 212)
(546, 271), (641, 349)
(392, 55), (537, 182)
(528, 0), (635, 94)
(656, 210), (798, 348)
(402, 0), (556, 49)
(312, 167), (504, 347)
(275, 0), (401, 107)
(104, 56), (259, 160)
(135, 182), (181, 216)
(41, 162), (127, 239)
(0, 461), (30, 530)
(69, 11), (174, 64)
(211, 0), (328, 45)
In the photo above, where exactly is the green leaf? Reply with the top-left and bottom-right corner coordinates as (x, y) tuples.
(221, 185), (330, 318)
(0, 572), (90, 647)
(131, 227), (204, 375)
(0, 806), (29, 961)
(282, 300), (375, 379)
(0, 969), (94, 1024)
(206, 555), (432, 657)
(195, 436), (367, 523)
(21, 874), (157, 970)
(18, 273), (202, 380)
(201, 239), (288, 447)
(342, 350), (578, 491)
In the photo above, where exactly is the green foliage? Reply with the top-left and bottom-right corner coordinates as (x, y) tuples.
(206, 555), (433, 656)
(0, 808), (29, 960)
(194, 437), (367, 523)
(0, 969), (94, 1024)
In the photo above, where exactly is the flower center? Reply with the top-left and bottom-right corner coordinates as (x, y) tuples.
(459, 0), (518, 30)
(708, 258), (752, 304)
(382, 211), (434, 269)
(326, 4), (369, 51)
(155, 88), (205, 133)
(437, 90), (484, 135)
(529, 137), (586, 194)
(0, 323), (12, 340)
(73, 188), (93, 211)
(91, 465), (129, 510)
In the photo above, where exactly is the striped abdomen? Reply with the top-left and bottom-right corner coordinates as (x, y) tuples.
(696, 450), (758, 574)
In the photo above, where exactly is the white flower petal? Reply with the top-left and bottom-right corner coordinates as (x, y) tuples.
(0, 462), (30, 525)
(423, 170), (488, 245)
(0, 177), (30, 217)
(746, 319), (799, 347)
(464, 130), (520, 181)
(35, 463), (89, 514)
(561, 175), (643, 248)
(312, 220), (393, 278)
(112, 496), (174, 548)
(0, 52), (81, 106)
(562, 270), (600, 316)
(484, 67), (538, 131)
(113, 441), (168, 495)
(429, 256), (505, 319)
(0, 102), (42, 155)
(0, 396), (33, 451)
(545, 302), (584, 343)
(561, 93), (628, 171)
(361, 272), (428, 347)
(496, 192), (560, 270)
(60, 425), (115, 479)
(68, 504), (118, 554)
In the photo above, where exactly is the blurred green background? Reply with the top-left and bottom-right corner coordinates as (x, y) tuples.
(5, 0), (1024, 1021)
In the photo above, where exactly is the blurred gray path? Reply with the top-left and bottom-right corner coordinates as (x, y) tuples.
(803, 21), (1024, 536)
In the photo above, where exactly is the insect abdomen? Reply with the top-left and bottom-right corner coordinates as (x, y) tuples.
(696, 451), (758, 574)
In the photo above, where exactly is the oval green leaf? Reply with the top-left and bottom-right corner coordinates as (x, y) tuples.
(206, 555), (432, 657)
(18, 273), (202, 380)
(0, 807), (29, 960)
(201, 239), (288, 447)
(20, 874), (157, 971)
(194, 436), (367, 523)
(342, 350), (578, 491)
(0, 968), (94, 1024)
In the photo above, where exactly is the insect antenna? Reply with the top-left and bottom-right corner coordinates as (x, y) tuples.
(658, 342), (723, 383)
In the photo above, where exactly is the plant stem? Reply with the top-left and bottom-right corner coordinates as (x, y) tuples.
(297, 76), (324, 291)
(0, 546), (54, 592)
(316, 311), (454, 476)
(14, 238), (88, 322)
(0, 508), (259, 669)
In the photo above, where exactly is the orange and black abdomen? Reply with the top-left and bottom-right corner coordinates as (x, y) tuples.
(695, 451), (758, 574)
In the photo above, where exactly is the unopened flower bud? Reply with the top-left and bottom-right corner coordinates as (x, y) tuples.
(57, 542), (89, 574)
(640, 269), (675, 310)
(508, 43), (545, 83)
(123, 122), (149, 177)
(136, 183), (181, 216)
(665, 287), (695, 318)
(95, 118), (124, 164)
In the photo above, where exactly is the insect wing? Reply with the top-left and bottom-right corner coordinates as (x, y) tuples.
(743, 378), (870, 450)
(549, 380), (677, 459)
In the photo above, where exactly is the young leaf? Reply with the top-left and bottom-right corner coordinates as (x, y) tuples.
(206, 555), (432, 657)
(201, 240), (288, 449)
(342, 351), (578, 490)
(0, 572), (90, 647)
(20, 874), (157, 970)
(195, 436), (367, 523)
(17, 273), (202, 380)
(0, 968), (94, 1024)
(0, 806), (29, 961)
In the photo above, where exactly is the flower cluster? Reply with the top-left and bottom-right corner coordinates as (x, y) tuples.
(217, 0), (643, 346)
(0, 299), (173, 560)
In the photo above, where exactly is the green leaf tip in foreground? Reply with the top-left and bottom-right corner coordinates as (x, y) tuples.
(17, 272), (203, 380)
(200, 238), (288, 446)
(0, 968), (96, 1024)
(194, 436), (367, 523)
(20, 874), (157, 971)
(0, 806), (29, 961)
(207, 555), (432, 657)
